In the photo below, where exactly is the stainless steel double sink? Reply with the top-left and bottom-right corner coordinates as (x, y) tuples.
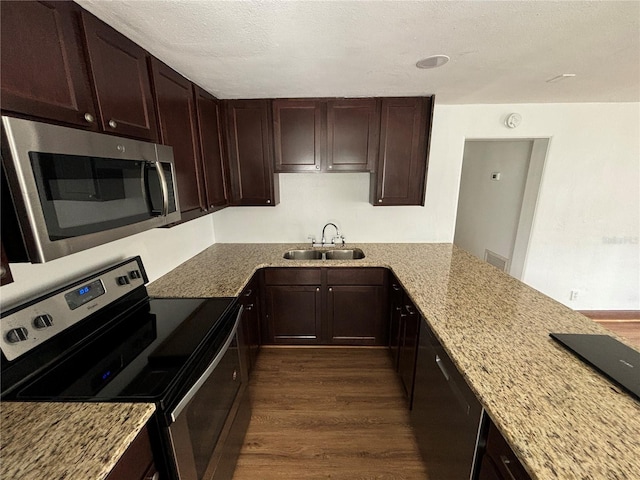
(283, 248), (365, 260)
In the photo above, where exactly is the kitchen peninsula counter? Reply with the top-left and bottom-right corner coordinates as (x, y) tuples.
(0, 401), (155, 480)
(148, 243), (640, 480)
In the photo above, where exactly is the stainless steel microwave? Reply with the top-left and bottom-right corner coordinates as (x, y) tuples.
(1, 116), (181, 263)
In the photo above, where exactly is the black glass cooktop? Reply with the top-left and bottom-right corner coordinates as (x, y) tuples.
(16, 297), (236, 403)
(550, 333), (640, 401)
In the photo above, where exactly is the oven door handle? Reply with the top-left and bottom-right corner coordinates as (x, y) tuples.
(169, 305), (243, 424)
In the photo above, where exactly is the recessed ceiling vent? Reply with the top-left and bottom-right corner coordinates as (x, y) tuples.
(416, 55), (450, 69)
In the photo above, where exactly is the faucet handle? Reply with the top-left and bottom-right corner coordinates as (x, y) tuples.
(307, 235), (316, 246)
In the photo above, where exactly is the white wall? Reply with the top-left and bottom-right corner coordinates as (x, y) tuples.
(214, 102), (640, 310)
(1, 215), (216, 308)
(454, 140), (533, 268)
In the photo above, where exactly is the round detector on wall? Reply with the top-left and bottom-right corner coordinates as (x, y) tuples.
(505, 113), (522, 129)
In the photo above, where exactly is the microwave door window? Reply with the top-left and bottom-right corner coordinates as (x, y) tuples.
(30, 152), (154, 240)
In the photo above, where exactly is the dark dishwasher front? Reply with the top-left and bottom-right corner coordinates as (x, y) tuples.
(411, 322), (483, 480)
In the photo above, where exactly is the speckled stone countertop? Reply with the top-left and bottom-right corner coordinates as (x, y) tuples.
(0, 402), (155, 480)
(149, 243), (640, 479)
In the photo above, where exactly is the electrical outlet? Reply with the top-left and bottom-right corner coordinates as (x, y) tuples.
(569, 290), (579, 301)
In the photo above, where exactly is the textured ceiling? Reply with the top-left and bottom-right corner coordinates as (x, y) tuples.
(76, 0), (640, 104)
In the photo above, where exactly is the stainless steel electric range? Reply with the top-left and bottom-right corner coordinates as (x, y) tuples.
(1, 256), (250, 480)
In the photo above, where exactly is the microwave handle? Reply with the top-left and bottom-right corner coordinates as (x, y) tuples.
(169, 305), (244, 424)
(154, 161), (170, 217)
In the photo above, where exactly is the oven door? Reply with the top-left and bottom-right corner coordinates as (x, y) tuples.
(167, 306), (249, 480)
(1, 116), (181, 262)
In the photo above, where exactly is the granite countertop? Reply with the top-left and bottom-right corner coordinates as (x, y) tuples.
(148, 243), (640, 480)
(0, 402), (155, 480)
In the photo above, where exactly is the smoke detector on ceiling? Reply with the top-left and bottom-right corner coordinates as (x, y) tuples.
(416, 55), (450, 69)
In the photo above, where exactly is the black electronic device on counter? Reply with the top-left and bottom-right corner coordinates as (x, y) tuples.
(550, 333), (640, 401)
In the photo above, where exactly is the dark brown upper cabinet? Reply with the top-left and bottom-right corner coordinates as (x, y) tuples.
(150, 58), (204, 219)
(81, 11), (158, 142)
(1, 242), (14, 287)
(326, 98), (380, 172)
(194, 86), (229, 211)
(273, 99), (323, 172)
(0, 1), (98, 129)
(273, 98), (380, 173)
(370, 97), (433, 206)
(224, 99), (279, 206)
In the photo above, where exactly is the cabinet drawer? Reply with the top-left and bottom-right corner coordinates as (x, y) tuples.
(486, 423), (531, 480)
(326, 268), (386, 285)
(264, 268), (321, 285)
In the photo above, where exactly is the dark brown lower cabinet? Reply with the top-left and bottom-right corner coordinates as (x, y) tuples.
(326, 268), (387, 345)
(479, 420), (532, 480)
(239, 275), (261, 372)
(265, 285), (322, 344)
(397, 295), (420, 403)
(262, 268), (388, 345)
(106, 425), (158, 480)
(388, 275), (404, 368)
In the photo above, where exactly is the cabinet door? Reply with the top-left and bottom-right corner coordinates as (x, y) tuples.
(1, 1), (97, 129)
(81, 12), (158, 141)
(273, 99), (322, 172)
(195, 86), (229, 211)
(240, 279), (261, 373)
(326, 98), (380, 172)
(371, 97), (432, 206)
(388, 276), (404, 369)
(327, 285), (386, 345)
(225, 100), (278, 205)
(150, 58), (204, 218)
(105, 425), (156, 480)
(398, 299), (420, 405)
(265, 285), (321, 344)
(1, 242), (13, 287)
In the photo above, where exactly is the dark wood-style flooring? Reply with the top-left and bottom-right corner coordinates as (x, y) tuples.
(232, 347), (429, 480)
(594, 320), (640, 348)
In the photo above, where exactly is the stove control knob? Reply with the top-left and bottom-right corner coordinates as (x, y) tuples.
(116, 275), (130, 286)
(33, 314), (54, 329)
(6, 327), (29, 343)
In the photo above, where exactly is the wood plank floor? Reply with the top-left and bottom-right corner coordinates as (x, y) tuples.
(594, 320), (640, 348)
(232, 347), (429, 480)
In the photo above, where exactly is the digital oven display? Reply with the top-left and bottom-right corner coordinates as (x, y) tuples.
(64, 279), (105, 310)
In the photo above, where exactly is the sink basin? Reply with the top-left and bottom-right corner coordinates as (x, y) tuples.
(283, 249), (324, 260)
(325, 248), (366, 260)
(283, 248), (365, 260)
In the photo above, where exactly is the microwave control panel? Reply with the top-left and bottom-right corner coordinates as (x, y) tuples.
(0, 257), (146, 361)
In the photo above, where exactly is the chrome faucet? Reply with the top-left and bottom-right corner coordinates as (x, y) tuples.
(321, 223), (345, 246)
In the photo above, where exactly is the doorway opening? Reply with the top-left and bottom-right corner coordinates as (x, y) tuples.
(453, 138), (548, 280)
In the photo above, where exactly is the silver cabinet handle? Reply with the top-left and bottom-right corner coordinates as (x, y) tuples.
(108, 119), (117, 128)
(328, 287), (333, 292)
(499, 455), (518, 480)
(84, 113), (95, 123)
(316, 287), (320, 292)
(169, 305), (243, 423)
(378, 199), (382, 203)
(266, 199), (271, 204)
(315, 165), (320, 169)
(243, 289), (253, 297)
(435, 354), (449, 380)
(245, 303), (253, 311)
